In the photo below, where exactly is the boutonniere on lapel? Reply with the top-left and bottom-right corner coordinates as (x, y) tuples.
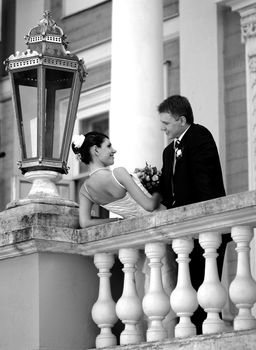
(174, 139), (184, 160)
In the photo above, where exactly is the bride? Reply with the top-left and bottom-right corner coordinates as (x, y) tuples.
(71, 131), (166, 228)
(72, 131), (177, 336)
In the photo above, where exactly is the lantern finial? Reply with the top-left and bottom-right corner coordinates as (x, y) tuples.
(24, 10), (69, 54)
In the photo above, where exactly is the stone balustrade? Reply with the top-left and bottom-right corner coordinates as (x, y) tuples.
(1, 191), (256, 349)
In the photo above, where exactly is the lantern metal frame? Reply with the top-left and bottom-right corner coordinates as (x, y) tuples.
(5, 11), (87, 175)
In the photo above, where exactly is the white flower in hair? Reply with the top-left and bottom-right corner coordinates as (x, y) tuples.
(72, 134), (85, 149)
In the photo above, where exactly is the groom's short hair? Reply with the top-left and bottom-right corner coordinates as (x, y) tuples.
(158, 95), (194, 125)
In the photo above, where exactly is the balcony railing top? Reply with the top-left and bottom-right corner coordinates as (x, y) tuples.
(0, 189), (255, 258)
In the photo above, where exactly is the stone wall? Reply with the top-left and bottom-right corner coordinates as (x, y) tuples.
(0, 80), (17, 211)
(84, 61), (111, 92)
(224, 8), (247, 194)
(164, 38), (180, 97)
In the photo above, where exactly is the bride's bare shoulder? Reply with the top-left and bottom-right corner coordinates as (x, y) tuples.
(113, 166), (126, 171)
(113, 168), (134, 188)
(113, 167), (129, 176)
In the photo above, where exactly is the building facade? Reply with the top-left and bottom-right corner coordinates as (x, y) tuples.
(0, 0), (250, 210)
(0, 1), (256, 348)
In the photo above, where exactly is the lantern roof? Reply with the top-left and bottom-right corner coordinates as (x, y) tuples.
(24, 10), (69, 56)
(5, 11), (87, 80)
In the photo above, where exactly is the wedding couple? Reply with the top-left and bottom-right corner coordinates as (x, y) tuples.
(72, 95), (226, 226)
(72, 94), (228, 333)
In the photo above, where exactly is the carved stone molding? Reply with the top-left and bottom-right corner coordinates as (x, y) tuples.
(241, 9), (256, 42)
(248, 55), (256, 185)
(216, 0), (256, 41)
(215, 0), (256, 13)
(249, 55), (256, 72)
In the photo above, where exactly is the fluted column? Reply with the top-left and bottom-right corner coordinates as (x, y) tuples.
(240, 5), (256, 191)
(216, 0), (256, 189)
(229, 226), (256, 330)
(91, 253), (117, 348)
(142, 243), (170, 342)
(197, 232), (227, 334)
(170, 238), (198, 337)
(110, 0), (164, 171)
(216, 0), (256, 318)
(116, 248), (143, 345)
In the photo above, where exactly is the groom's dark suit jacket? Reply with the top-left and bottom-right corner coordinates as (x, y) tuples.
(159, 123), (226, 209)
(159, 123), (227, 333)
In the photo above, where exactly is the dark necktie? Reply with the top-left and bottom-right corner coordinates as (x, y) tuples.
(171, 139), (181, 206)
(173, 139), (180, 174)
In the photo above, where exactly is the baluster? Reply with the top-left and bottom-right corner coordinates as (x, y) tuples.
(142, 242), (170, 342)
(116, 248), (143, 345)
(170, 238), (198, 337)
(197, 232), (227, 334)
(161, 245), (178, 338)
(91, 253), (117, 348)
(229, 226), (256, 331)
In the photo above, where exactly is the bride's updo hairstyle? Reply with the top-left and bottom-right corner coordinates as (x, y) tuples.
(72, 131), (109, 165)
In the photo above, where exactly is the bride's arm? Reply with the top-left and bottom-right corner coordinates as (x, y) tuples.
(114, 167), (166, 211)
(79, 193), (120, 228)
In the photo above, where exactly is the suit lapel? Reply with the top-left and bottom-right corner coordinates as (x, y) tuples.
(173, 125), (193, 174)
(169, 141), (175, 172)
(179, 123), (194, 147)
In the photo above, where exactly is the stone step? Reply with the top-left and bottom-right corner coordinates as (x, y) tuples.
(90, 330), (256, 350)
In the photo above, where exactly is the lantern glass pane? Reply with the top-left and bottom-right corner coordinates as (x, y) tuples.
(44, 68), (75, 159)
(13, 69), (38, 159)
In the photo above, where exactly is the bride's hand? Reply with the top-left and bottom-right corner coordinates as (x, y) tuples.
(158, 203), (167, 210)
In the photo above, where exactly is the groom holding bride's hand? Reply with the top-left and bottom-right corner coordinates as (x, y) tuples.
(156, 94), (230, 333)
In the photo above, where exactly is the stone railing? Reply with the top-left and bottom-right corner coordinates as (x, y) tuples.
(1, 191), (256, 349)
(78, 191), (256, 348)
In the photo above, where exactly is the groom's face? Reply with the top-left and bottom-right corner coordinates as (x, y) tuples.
(160, 112), (185, 140)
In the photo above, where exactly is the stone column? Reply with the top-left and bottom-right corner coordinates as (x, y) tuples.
(110, 0), (164, 172)
(239, 3), (256, 191)
(216, 0), (256, 316)
(217, 0), (256, 189)
(179, 0), (225, 162)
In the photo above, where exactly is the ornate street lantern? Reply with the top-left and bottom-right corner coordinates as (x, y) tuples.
(4, 11), (86, 200)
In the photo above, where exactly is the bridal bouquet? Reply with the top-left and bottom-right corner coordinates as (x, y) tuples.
(134, 162), (161, 194)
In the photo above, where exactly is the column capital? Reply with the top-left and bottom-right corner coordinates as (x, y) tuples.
(216, 0), (256, 12)
(216, 0), (256, 42)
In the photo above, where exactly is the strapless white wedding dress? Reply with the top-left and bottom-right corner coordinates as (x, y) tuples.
(101, 174), (156, 218)
(80, 168), (157, 219)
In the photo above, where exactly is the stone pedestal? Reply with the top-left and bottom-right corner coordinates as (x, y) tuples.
(0, 252), (98, 350)
(0, 199), (99, 350)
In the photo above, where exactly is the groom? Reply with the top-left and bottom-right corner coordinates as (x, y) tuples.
(157, 94), (229, 332)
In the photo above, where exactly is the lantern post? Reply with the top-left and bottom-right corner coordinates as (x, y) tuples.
(5, 10), (86, 204)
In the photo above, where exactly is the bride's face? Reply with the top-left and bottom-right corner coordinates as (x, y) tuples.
(97, 138), (116, 166)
